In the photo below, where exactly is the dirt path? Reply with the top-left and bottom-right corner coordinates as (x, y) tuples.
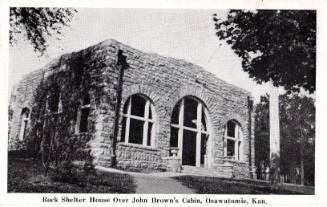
(133, 174), (195, 194)
(96, 166), (195, 194)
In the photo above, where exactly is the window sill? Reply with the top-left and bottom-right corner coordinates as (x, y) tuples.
(118, 142), (158, 151)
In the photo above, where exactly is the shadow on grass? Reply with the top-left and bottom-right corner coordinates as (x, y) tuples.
(8, 157), (136, 193)
(173, 176), (303, 194)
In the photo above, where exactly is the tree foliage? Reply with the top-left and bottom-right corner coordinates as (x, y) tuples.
(254, 95), (270, 179)
(10, 7), (77, 55)
(213, 10), (316, 94)
(254, 94), (315, 185)
(279, 94), (315, 185)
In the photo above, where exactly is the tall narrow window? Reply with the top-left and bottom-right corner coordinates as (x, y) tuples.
(170, 96), (210, 167)
(76, 94), (90, 133)
(57, 93), (63, 114)
(224, 120), (242, 161)
(120, 95), (156, 147)
(48, 84), (61, 113)
(8, 108), (13, 121)
(19, 108), (30, 141)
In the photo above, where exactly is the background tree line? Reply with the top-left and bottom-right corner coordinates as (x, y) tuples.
(255, 94), (315, 186)
(214, 9), (315, 186)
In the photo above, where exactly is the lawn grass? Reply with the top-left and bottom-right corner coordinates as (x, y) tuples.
(8, 157), (136, 193)
(173, 175), (302, 194)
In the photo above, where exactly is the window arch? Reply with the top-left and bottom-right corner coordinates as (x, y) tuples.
(48, 84), (61, 113)
(19, 107), (30, 141)
(120, 94), (156, 147)
(224, 120), (242, 161)
(76, 93), (90, 133)
(170, 96), (210, 167)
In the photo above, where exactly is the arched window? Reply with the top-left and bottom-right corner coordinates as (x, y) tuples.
(76, 94), (90, 133)
(57, 93), (63, 114)
(19, 107), (30, 141)
(48, 84), (61, 113)
(120, 94), (156, 147)
(170, 96), (210, 167)
(224, 120), (242, 161)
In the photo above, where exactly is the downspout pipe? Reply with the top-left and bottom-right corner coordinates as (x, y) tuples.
(248, 96), (254, 179)
(111, 49), (128, 167)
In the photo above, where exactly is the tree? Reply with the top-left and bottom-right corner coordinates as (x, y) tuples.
(279, 94), (315, 185)
(10, 7), (77, 55)
(254, 94), (315, 185)
(213, 10), (316, 94)
(254, 95), (270, 180)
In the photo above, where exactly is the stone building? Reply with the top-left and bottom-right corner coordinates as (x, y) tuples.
(9, 39), (255, 178)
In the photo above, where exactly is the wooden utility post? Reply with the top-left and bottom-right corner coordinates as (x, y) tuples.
(111, 49), (128, 167)
(269, 85), (281, 186)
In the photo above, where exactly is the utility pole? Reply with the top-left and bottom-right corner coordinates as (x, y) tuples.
(269, 84), (281, 187)
(111, 49), (128, 167)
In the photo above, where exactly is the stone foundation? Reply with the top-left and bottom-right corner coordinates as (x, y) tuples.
(222, 160), (250, 179)
(116, 143), (163, 170)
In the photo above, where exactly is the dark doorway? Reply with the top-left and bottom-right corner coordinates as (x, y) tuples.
(182, 129), (196, 166)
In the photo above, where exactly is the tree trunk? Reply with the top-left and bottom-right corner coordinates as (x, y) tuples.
(300, 126), (305, 185)
(300, 132), (305, 185)
(300, 159), (305, 185)
(290, 161), (296, 184)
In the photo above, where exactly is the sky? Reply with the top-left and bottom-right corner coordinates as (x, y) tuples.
(10, 8), (280, 103)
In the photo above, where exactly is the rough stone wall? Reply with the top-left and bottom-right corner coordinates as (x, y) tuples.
(9, 39), (255, 178)
(223, 160), (250, 179)
(97, 40), (254, 175)
(116, 144), (162, 170)
(8, 43), (115, 165)
(8, 60), (58, 151)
